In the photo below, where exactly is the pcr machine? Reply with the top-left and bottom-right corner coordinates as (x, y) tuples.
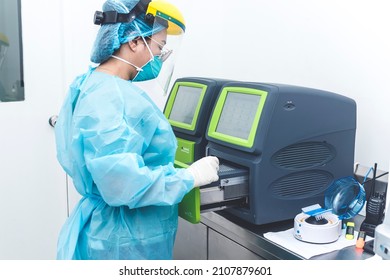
(164, 77), (231, 222)
(165, 78), (357, 225)
(164, 77), (229, 166)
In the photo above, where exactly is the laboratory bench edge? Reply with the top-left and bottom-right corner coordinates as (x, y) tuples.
(173, 211), (373, 260)
(173, 165), (388, 260)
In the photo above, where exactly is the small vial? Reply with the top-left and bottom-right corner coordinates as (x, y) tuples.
(356, 231), (366, 249)
(345, 222), (355, 240)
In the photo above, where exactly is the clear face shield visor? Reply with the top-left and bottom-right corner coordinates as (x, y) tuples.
(138, 17), (183, 95)
(134, 1), (185, 97)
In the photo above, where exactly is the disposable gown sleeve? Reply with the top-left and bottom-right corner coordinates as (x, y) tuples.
(74, 86), (194, 208)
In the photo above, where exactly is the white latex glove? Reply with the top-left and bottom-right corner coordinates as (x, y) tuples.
(187, 156), (220, 187)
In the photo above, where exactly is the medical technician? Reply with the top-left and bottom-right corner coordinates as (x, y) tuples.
(54, 0), (219, 260)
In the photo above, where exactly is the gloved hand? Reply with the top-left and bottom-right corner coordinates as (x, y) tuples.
(187, 156), (220, 187)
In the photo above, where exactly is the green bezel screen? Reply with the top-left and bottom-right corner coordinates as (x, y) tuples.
(208, 87), (268, 148)
(164, 82), (207, 131)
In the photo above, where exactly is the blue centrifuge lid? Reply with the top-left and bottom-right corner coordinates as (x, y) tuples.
(324, 176), (366, 220)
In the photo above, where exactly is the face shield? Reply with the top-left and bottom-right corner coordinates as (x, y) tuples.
(0, 33), (9, 70)
(93, 0), (185, 99)
(135, 0), (185, 97)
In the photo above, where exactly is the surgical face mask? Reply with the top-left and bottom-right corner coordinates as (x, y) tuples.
(111, 37), (164, 82)
(132, 36), (164, 82)
(110, 53), (163, 82)
(132, 56), (163, 82)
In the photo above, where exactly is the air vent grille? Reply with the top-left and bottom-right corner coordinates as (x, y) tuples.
(270, 171), (332, 199)
(272, 142), (334, 170)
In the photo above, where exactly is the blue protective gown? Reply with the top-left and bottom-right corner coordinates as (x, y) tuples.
(55, 67), (194, 259)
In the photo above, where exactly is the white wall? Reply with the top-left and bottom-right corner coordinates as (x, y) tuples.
(0, 0), (68, 259)
(170, 0), (390, 171)
(61, 0), (390, 170)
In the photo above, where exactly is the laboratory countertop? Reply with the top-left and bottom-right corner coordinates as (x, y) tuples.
(200, 211), (375, 260)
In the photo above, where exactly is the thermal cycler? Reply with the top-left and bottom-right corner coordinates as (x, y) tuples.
(164, 78), (356, 225)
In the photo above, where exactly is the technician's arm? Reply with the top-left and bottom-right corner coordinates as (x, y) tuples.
(75, 99), (194, 208)
(85, 147), (194, 208)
